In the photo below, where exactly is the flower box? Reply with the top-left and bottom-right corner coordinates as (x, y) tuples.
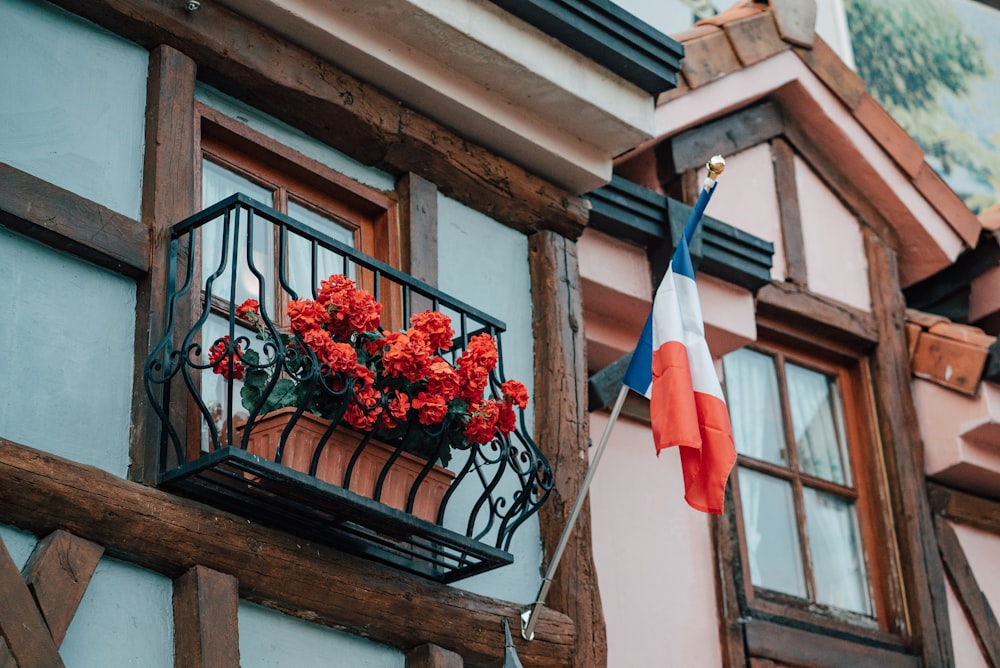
(239, 407), (455, 523)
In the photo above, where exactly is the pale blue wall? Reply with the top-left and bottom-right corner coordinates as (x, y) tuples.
(0, 524), (37, 569)
(239, 601), (405, 668)
(0, 228), (135, 477)
(436, 195), (543, 603)
(60, 558), (174, 668)
(0, 0), (148, 220)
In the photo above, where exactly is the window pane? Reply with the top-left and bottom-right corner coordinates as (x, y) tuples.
(286, 200), (355, 297)
(804, 488), (872, 615)
(724, 348), (788, 467)
(201, 160), (275, 312)
(786, 363), (852, 485)
(739, 468), (806, 598)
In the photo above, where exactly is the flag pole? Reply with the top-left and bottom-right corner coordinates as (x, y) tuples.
(520, 155), (727, 642)
(521, 383), (631, 641)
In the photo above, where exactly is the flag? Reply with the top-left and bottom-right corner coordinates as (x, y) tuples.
(622, 176), (735, 514)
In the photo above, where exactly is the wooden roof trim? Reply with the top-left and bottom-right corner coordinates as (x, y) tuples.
(660, 0), (983, 250)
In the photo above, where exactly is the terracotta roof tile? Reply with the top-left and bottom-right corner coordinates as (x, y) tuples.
(913, 162), (983, 248)
(907, 309), (995, 395)
(853, 93), (925, 179)
(981, 203), (1000, 232)
(680, 28), (743, 89)
(722, 11), (789, 66)
(911, 330), (989, 395)
(794, 37), (866, 110)
(695, 1), (768, 27)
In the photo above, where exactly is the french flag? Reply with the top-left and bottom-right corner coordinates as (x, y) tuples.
(622, 176), (736, 514)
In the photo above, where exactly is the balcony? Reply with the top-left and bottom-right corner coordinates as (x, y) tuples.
(144, 194), (553, 582)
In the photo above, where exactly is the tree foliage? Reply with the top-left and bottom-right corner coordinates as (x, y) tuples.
(847, 0), (988, 112)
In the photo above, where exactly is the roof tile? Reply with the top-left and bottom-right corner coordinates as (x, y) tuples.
(794, 37), (866, 110)
(913, 162), (984, 248)
(722, 11), (789, 67)
(853, 93), (925, 178)
(680, 28), (743, 89)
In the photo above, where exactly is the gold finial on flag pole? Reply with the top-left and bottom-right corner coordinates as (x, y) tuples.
(706, 154), (726, 180)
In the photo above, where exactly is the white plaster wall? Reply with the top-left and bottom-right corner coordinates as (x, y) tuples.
(60, 558), (174, 668)
(0, 228), (135, 477)
(196, 85), (396, 193)
(239, 601), (404, 667)
(795, 155), (871, 312)
(436, 194), (543, 603)
(589, 412), (723, 668)
(0, 0), (148, 220)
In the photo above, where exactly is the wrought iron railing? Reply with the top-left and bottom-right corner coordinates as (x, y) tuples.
(144, 194), (553, 581)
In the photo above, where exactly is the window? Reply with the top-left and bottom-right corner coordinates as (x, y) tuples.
(192, 104), (400, 453)
(722, 342), (899, 634)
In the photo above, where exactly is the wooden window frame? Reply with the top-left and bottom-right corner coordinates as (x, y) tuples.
(719, 327), (910, 655)
(195, 102), (400, 304)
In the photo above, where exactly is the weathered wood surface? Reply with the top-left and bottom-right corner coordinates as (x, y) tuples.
(0, 532), (64, 667)
(0, 439), (574, 667)
(756, 281), (878, 354)
(664, 101), (784, 175)
(0, 162), (147, 277)
(770, 137), (807, 286)
(864, 229), (953, 667)
(130, 45), (198, 484)
(406, 643), (464, 668)
(173, 566), (241, 668)
(22, 531), (104, 647)
(745, 619), (920, 668)
(45, 0), (588, 239)
(928, 484), (1000, 536)
(529, 231), (607, 667)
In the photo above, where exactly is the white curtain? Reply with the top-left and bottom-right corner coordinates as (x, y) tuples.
(723, 349), (805, 597)
(285, 200), (354, 299)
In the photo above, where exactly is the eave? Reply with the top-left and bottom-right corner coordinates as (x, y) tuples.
(624, 4), (984, 288)
(210, 0), (683, 194)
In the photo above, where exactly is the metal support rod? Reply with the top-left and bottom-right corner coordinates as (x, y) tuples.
(521, 383), (631, 640)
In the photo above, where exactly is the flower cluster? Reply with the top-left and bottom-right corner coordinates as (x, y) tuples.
(210, 275), (528, 466)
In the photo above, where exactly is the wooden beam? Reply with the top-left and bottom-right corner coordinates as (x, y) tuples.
(22, 531), (104, 647)
(0, 439), (574, 668)
(864, 229), (952, 667)
(771, 138), (807, 285)
(398, 172), (438, 315)
(756, 281), (878, 356)
(130, 45), (199, 485)
(528, 231), (607, 666)
(745, 619), (920, 668)
(173, 566), (240, 668)
(663, 101), (785, 176)
(0, 531), (63, 667)
(711, 493), (749, 668)
(45, 0), (588, 240)
(0, 162), (147, 277)
(935, 517), (1000, 667)
(928, 484), (1000, 536)
(406, 643), (464, 668)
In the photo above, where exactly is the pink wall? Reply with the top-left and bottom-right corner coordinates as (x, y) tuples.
(795, 155), (871, 312)
(588, 412), (723, 668)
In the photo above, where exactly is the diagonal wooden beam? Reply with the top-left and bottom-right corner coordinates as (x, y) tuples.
(0, 534), (64, 667)
(22, 530), (104, 648)
(935, 516), (1000, 668)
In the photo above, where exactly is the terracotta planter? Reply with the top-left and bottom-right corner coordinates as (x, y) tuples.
(238, 407), (454, 523)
